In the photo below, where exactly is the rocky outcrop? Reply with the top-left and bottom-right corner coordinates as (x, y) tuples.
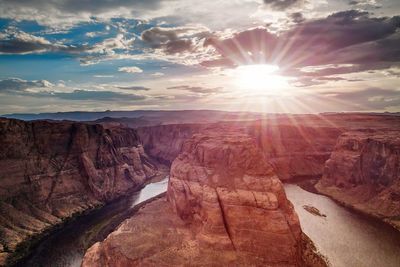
(316, 130), (400, 230)
(0, 118), (159, 265)
(82, 131), (324, 266)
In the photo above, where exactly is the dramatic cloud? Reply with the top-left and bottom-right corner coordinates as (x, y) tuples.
(348, 0), (382, 9)
(141, 26), (210, 54)
(0, 29), (87, 54)
(0, 0), (166, 28)
(0, 78), (53, 92)
(263, 0), (305, 10)
(203, 11), (400, 78)
(118, 66), (143, 73)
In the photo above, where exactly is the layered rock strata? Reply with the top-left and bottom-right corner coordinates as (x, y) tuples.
(0, 118), (159, 265)
(83, 132), (323, 266)
(316, 130), (400, 230)
(137, 120), (343, 181)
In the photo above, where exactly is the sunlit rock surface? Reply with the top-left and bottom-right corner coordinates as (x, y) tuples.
(0, 118), (158, 265)
(316, 130), (400, 230)
(82, 131), (323, 266)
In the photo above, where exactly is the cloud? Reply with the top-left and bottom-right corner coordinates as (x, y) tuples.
(140, 26), (210, 54)
(117, 86), (150, 91)
(118, 66), (143, 73)
(290, 12), (305, 23)
(167, 85), (224, 95)
(0, 78), (146, 101)
(0, 0), (166, 29)
(202, 11), (400, 78)
(348, 0), (382, 9)
(0, 29), (87, 54)
(0, 78), (53, 92)
(322, 87), (400, 109)
(263, 0), (305, 10)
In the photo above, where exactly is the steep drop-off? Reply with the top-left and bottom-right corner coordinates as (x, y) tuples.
(316, 130), (400, 230)
(82, 131), (325, 266)
(137, 119), (344, 181)
(0, 118), (159, 265)
(136, 123), (207, 164)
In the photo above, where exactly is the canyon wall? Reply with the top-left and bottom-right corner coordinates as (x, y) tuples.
(0, 118), (159, 265)
(137, 120), (343, 181)
(316, 130), (400, 230)
(247, 121), (343, 180)
(136, 123), (208, 164)
(82, 131), (325, 266)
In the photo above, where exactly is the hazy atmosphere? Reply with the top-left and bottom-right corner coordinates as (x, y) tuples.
(1, 0), (399, 114)
(1, 2), (400, 267)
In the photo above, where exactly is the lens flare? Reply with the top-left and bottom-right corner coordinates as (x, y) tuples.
(232, 64), (289, 94)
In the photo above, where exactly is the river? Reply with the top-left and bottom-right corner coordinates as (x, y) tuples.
(15, 178), (169, 267)
(284, 184), (400, 267)
(15, 179), (400, 267)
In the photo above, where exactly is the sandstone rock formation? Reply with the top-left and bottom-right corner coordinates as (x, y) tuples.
(0, 118), (159, 265)
(247, 121), (343, 181)
(82, 132), (324, 266)
(136, 123), (207, 164)
(316, 130), (400, 230)
(137, 119), (344, 181)
(136, 114), (400, 183)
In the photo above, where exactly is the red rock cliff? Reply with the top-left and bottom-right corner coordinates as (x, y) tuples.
(316, 130), (400, 230)
(137, 119), (343, 181)
(82, 131), (321, 266)
(0, 118), (158, 265)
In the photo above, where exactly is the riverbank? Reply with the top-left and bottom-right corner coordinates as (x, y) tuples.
(315, 183), (400, 232)
(8, 167), (169, 267)
(285, 184), (400, 267)
(286, 176), (400, 233)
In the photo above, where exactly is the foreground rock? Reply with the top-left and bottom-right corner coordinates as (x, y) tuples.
(316, 130), (400, 230)
(83, 132), (326, 266)
(0, 118), (159, 265)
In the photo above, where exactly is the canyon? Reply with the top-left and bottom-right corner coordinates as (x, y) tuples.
(82, 131), (324, 266)
(316, 130), (400, 230)
(0, 112), (399, 266)
(0, 118), (162, 266)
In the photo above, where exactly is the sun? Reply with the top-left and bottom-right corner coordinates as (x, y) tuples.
(232, 64), (289, 94)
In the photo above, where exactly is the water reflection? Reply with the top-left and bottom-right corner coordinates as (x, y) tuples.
(284, 184), (400, 267)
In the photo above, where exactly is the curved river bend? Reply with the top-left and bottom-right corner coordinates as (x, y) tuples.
(15, 178), (169, 267)
(15, 180), (400, 267)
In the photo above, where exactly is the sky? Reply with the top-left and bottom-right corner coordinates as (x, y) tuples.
(0, 0), (399, 114)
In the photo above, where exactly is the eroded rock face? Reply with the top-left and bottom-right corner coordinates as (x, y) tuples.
(83, 132), (309, 266)
(137, 120), (343, 181)
(0, 118), (158, 265)
(168, 132), (303, 263)
(316, 130), (400, 230)
(136, 123), (207, 165)
(247, 121), (343, 181)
